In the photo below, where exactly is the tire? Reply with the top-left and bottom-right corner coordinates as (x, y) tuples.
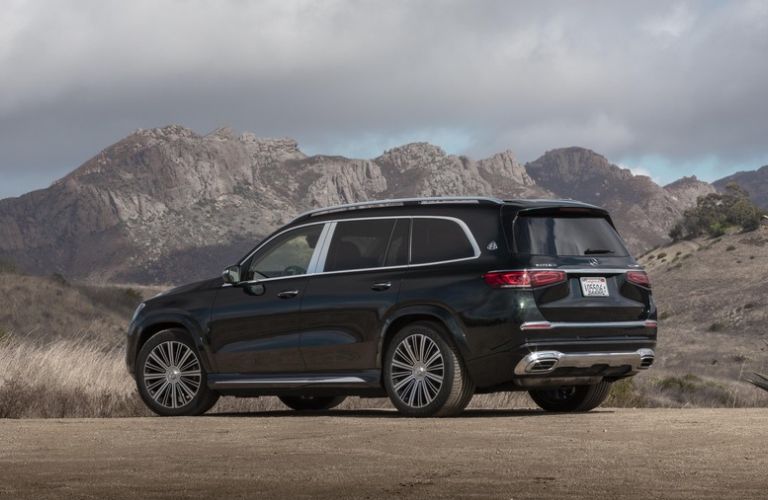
(528, 381), (613, 412)
(135, 329), (219, 416)
(383, 321), (474, 417)
(279, 395), (346, 411)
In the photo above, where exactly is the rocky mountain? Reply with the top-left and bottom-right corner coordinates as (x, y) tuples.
(0, 126), (724, 284)
(713, 165), (768, 209)
(0, 126), (545, 284)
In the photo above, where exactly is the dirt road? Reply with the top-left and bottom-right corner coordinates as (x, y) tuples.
(1, 408), (766, 499)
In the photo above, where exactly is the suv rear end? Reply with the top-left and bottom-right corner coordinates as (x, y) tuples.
(468, 201), (656, 411)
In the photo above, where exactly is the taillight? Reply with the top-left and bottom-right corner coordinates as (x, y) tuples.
(626, 271), (651, 288)
(483, 270), (567, 289)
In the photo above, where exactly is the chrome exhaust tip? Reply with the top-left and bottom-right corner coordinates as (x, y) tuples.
(638, 349), (655, 369)
(521, 351), (561, 374)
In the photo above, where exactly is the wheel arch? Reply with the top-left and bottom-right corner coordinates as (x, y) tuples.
(377, 306), (470, 370)
(131, 313), (213, 374)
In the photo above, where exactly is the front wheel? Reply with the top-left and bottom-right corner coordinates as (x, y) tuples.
(528, 381), (613, 412)
(136, 329), (219, 416)
(384, 321), (474, 417)
(279, 395), (346, 411)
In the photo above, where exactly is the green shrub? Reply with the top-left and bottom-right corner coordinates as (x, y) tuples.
(657, 374), (702, 393)
(606, 378), (647, 407)
(124, 288), (143, 303)
(669, 183), (764, 240)
(0, 258), (18, 274)
(708, 322), (725, 332)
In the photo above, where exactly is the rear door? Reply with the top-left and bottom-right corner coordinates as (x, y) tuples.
(511, 209), (651, 322)
(298, 218), (410, 372)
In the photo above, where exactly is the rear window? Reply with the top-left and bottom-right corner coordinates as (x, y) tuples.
(514, 215), (628, 256)
(411, 218), (476, 264)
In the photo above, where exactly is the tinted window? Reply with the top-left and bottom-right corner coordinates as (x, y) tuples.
(411, 218), (475, 264)
(248, 225), (323, 279)
(384, 219), (410, 266)
(325, 219), (396, 272)
(514, 216), (628, 256)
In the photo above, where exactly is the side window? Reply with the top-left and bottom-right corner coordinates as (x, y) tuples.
(248, 225), (323, 279)
(324, 219), (396, 272)
(411, 218), (476, 264)
(384, 219), (410, 267)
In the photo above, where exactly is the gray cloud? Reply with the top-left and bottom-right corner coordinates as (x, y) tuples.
(1, 0), (767, 197)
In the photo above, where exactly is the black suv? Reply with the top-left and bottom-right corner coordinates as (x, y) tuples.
(127, 197), (656, 417)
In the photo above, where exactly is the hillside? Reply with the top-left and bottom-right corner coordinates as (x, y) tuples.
(0, 126), (714, 285)
(714, 165), (768, 208)
(639, 226), (768, 392)
(0, 271), (158, 347)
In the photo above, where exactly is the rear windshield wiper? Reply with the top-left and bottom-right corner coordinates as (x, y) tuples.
(584, 248), (615, 255)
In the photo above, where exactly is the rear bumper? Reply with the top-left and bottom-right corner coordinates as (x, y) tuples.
(466, 319), (657, 389)
(514, 348), (655, 375)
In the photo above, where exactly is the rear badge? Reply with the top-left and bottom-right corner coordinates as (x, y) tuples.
(588, 257), (600, 266)
(486, 241), (498, 251)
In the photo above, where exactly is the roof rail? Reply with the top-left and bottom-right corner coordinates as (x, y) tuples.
(294, 196), (504, 221)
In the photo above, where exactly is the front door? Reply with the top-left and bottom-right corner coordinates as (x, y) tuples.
(208, 223), (326, 374)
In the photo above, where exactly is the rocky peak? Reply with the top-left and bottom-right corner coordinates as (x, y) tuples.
(375, 142), (447, 171)
(664, 176), (715, 205)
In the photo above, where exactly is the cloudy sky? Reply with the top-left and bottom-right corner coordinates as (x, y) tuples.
(1, 0), (767, 198)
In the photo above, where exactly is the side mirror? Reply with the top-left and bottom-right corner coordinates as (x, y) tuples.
(222, 265), (241, 284)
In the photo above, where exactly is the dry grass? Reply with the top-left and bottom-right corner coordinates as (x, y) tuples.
(0, 332), (536, 418)
(1, 328), (765, 419)
(0, 335), (147, 418)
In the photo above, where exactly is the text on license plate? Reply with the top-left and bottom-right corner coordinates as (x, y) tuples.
(580, 277), (609, 297)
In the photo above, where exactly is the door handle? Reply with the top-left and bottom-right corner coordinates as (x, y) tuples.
(371, 282), (392, 291)
(277, 289), (300, 299)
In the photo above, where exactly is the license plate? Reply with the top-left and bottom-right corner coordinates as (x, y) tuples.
(580, 277), (609, 297)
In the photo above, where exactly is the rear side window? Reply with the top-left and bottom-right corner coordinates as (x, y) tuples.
(411, 218), (476, 264)
(324, 219), (396, 272)
(514, 216), (628, 256)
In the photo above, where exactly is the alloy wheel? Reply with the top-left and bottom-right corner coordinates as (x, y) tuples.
(390, 333), (445, 408)
(142, 341), (202, 409)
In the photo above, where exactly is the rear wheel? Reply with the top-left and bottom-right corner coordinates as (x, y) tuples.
(528, 381), (612, 412)
(136, 329), (219, 416)
(279, 395), (346, 411)
(384, 321), (474, 417)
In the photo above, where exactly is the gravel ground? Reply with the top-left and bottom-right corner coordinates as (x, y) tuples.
(1, 408), (766, 499)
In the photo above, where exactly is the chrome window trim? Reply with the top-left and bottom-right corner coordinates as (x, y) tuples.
(229, 215), (482, 287)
